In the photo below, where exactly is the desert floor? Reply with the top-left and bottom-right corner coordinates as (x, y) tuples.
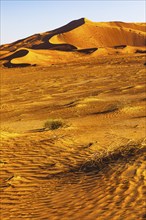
(0, 54), (146, 220)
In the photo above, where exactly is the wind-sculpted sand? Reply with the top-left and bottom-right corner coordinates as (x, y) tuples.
(0, 18), (146, 219)
(0, 53), (146, 219)
(0, 18), (146, 67)
(1, 132), (145, 220)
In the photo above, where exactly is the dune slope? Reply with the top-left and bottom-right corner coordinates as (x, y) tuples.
(0, 18), (146, 67)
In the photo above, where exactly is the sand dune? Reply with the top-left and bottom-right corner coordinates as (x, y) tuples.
(2, 48), (88, 67)
(49, 19), (146, 48)
(0, 18), (146, 67)
(1, 17), (146, 220)
(1, 45), (146, 219)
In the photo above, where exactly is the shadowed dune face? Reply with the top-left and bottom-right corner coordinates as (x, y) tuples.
(1, 49), (31, 68)
(3, 62), (31, 68)
(1, 49), (29, 60)
(0, 18), (146, 67)
(49, 20), (146, 48)
(0, 18), (85, 52)
(31, 18), (85, 50)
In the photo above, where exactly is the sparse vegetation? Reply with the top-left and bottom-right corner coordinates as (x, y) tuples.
(80, 138), (145, 172)
(44, 118), (64, 130)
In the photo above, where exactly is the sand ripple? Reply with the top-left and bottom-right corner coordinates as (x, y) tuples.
(1, 135), (145, 220)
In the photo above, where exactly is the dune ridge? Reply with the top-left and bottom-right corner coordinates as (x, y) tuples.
(49, 19), (146, 48)
(0, 17), (146, 67)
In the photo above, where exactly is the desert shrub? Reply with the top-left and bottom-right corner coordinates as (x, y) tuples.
(44, 119), (64, 130)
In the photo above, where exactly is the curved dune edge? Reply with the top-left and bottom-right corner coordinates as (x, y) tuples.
(0, 18), (86, 52)
(2, 48), (99, 67)
(9, 48), (88, 66)
(49, 19), (146, 48)
(0, 18), (146, 67)
(0, 18), (146, 52)
(1, 45), (145, 67)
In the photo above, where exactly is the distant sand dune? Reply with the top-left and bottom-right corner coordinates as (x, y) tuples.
(49, 19), (146, 48)
(0, 18), (146, 67)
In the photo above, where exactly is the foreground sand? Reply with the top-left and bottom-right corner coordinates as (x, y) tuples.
(0, 54), (146, 219)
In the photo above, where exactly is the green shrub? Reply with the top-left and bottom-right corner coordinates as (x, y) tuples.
(44, 119), (64, 130)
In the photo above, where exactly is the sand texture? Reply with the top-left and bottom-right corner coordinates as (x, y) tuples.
(0, 18), (146, 219)
(0, 18), (146, 67)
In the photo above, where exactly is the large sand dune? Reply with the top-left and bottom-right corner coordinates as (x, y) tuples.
(49, 19), (146, 48)
(0, 18), (146, 67)
(0, 18), (146, 219)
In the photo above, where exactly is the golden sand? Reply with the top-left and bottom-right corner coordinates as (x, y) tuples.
(0, 18), (146, 219)
(0, 18), (145, 67)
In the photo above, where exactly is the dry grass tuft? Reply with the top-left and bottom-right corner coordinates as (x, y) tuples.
(44, 118), (64, 130)
(79, 138), (145, 172)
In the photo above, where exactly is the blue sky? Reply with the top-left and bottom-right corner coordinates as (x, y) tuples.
(1, 0), (145, 44)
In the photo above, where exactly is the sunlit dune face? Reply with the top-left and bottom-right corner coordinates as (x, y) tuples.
(0, 18), (145, 67)
(0, 18), (146, 220)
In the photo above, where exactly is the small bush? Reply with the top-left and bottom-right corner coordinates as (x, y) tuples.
(44, 119), (64, 130)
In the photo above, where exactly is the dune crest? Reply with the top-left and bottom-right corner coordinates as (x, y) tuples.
(0, 18), (146, 67)
(50, 20), (146, 48)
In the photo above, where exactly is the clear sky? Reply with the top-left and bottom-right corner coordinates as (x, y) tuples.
(1, 0), (145, 45)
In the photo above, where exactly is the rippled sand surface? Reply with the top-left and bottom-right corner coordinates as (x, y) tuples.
(1, 54), (146, 219)
(1, 133), (145, 220)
